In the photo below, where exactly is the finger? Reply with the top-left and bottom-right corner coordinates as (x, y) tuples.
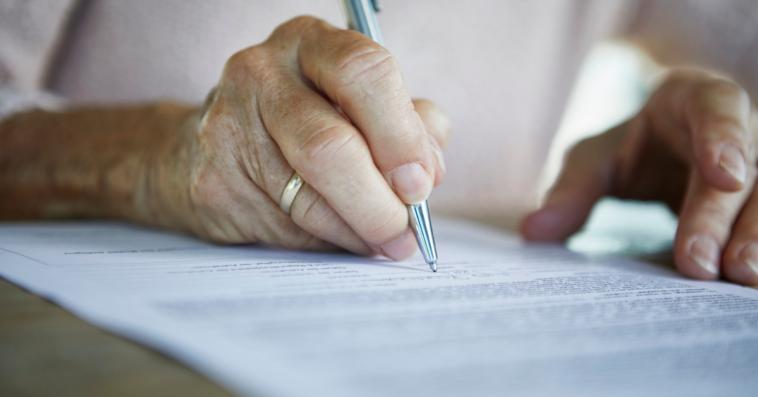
(520, 128), (622, 241)
(200, 74), (372, 255)
(413, 99), (451, 186)
(187, 158), (336, 252)
(277, 16), (436, 204)
(235, 51), (416, 260)
(289, 183), (373, 255)
(687, 79), (754, 192)
(673, 170), (751, 280)
(649, 73), (754, 192)
(721, 182), (758, 286)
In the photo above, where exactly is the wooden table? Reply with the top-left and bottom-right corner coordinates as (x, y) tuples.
(0, 277), (235, 397)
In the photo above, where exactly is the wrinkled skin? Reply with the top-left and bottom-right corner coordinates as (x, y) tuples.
(2, 17), (757, 287)
(157, 16), (450, 259)
(0, 16), (451, 262)
(522, 70), (758, 286)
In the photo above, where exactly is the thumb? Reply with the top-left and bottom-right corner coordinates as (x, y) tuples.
(520, 132), (620, 241)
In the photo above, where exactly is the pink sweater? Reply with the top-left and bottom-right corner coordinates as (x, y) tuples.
(1, 0), (757, 223)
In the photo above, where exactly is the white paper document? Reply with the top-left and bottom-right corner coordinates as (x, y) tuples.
(1, 219), (757, 396)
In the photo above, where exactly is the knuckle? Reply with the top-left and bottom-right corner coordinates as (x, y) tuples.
(698, 114), (738, 129)
(331, 38), (398, 89)
(701, 80), (747, 102)
(697, 200), (734, 226)
(272, 15), (322, 39)
(297, 123), (364, 173)
(223, 46), (274, 84)
(689, 79), (750, 118)
(697, 116), (743, 139)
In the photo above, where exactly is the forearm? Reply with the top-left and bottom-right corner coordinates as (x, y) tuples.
(0, 103), (196, 224)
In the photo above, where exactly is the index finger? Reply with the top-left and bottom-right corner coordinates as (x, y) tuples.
(649, 72), (754, 192)
(291, 17), (436, 204)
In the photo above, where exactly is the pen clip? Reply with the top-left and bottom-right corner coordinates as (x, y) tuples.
(371, 0), (381, 12)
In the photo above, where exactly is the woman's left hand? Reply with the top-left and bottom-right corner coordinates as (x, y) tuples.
(521, 69), (758, 286)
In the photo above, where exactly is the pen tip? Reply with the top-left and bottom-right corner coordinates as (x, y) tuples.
(431, 262), (437, 272)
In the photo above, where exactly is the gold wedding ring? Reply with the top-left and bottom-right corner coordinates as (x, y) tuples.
(279, 172), (305, 214)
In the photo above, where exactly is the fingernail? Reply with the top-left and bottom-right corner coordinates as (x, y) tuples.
(390, 163), (432, 204)
(738, 242), (758, 276)
(688, 235), (719, 275)
(381, 229), (417, 260)
(719, 146), (746, 184)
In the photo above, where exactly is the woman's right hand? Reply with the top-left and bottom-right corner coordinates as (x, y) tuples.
(147, 16), (450, 259)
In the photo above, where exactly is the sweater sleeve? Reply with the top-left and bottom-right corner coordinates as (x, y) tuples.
(0, 0), (80, 120)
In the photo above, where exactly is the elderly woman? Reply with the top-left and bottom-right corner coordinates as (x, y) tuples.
(2, 0), (758, 285)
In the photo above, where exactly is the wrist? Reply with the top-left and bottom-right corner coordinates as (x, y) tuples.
(128, 104), (203, 233)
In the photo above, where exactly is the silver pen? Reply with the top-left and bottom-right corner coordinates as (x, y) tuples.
(340, 0), (439, 272)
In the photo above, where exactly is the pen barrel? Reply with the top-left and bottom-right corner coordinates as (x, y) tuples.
(408, 201), (438, 264)
(340, 0), (384, 45)
(340, 0), (438, 268)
